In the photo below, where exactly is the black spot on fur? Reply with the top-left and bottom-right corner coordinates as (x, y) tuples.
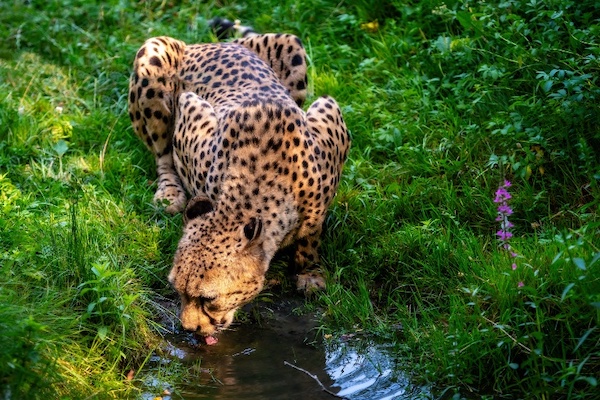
(291, 54), (303, 66)
(149, 56), (162, 68)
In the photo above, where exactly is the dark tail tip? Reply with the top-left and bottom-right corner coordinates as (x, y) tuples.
(208, 17), (236, 39)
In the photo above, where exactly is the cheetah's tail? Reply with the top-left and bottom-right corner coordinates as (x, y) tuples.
(208, 17), (257, 39)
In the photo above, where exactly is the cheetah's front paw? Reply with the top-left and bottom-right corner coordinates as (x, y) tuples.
(154, 186), (187, 214)
(295, 272), (326, 294)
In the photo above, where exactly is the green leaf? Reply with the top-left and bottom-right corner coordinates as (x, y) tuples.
(508, 363), (519, 370)
(97, 326), (108, 341)
(435, 36), (452, 53)
(53, 140), (69, 157)
(551, 251), (564, 265)
(588, 252), (600, 267)
(576, 376), (597, 386)
(561, 283), (576, 301)
(456, 11), (484, 37)
(574, 328), (596, 353)
(573, 258), (586, 270)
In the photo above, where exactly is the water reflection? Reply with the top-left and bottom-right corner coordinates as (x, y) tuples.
(142, 299), (429, 400)
(326, 339), (430, 399)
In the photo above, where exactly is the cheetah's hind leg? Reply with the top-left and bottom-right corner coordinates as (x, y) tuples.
(209, 18), (308, 107)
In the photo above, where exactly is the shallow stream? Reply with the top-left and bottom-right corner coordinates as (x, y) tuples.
(143, 298), (430, 400)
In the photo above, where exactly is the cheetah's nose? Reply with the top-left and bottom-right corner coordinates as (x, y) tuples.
(179, 312), (202, 333)
(181, 321), (199, 332)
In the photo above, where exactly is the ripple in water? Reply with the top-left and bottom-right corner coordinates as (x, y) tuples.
(325, 339), (430, 399)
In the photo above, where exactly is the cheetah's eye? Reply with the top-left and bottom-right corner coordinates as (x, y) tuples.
(243, 217), (263, 241)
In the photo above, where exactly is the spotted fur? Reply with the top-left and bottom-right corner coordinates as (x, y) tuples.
(128, 27), (349, 336)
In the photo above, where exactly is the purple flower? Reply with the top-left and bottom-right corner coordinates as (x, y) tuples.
(496, 230), (513, 241)
(495, 180), (514, 246)
(494, 187), (512, 203)
(495, 180), (522, 284)
(497, 204), (513, 215)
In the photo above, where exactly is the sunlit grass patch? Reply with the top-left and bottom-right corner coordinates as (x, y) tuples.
(0, 38), (180, 398)
(0, 176), (172, 398)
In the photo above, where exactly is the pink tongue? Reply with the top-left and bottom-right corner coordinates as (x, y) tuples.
(204, 335), (218, 346)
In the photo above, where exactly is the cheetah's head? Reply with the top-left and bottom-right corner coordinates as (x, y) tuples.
(168, 194), (268, 337)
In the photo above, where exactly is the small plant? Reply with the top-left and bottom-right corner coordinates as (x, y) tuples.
(494, 180), (523, 287)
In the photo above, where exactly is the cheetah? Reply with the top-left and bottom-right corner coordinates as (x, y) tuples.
(128, 20), (350, 340)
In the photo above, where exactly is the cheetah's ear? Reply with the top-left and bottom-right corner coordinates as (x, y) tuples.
(184, 194), (214, 224)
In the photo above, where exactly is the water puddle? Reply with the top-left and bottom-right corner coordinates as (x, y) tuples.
(142, 297), (429, 400)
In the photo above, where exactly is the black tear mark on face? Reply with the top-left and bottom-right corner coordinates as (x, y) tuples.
(243, 217), (263, 241)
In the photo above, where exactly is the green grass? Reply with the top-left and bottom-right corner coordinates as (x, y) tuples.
(1, 0), (599, 398)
